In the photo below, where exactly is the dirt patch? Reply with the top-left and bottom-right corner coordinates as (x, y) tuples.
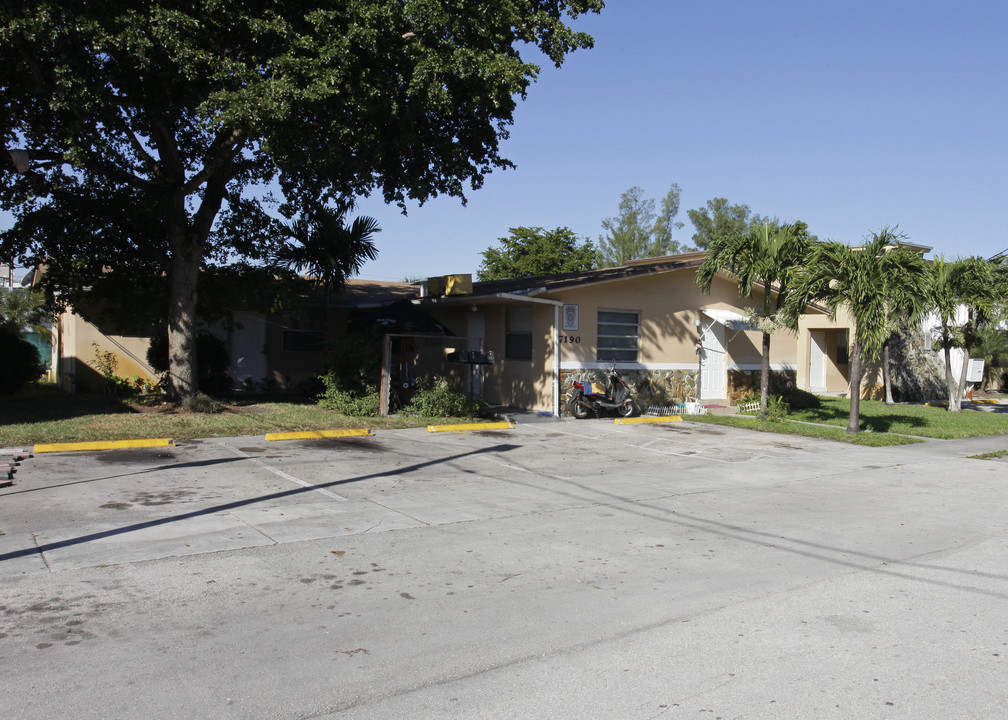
(124, 399), (262, 415)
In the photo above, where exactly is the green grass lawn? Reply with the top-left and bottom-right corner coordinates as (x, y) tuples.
(4, 386), (1008, 448)
(786, 397), (1008, 439)
(0, 385), (451, 446)
(688, 396), (1008, 446)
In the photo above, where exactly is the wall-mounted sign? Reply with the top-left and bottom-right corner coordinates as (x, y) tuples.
(563, 304), (579, 332)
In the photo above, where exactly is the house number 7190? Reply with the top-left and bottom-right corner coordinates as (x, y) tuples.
(560, 335), (581, 344)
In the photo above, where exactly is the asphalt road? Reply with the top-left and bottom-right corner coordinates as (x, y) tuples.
(2, 419), (1007, 719)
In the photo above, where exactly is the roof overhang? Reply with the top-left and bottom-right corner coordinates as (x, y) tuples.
(701, 307), (755, 330)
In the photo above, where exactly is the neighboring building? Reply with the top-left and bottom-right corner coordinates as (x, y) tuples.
(44, 278), (419, 394)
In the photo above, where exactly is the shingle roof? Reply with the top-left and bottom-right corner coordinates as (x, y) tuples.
(471, 252), (708, 297)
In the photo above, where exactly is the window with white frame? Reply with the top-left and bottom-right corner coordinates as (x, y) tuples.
(597, 309), (639, 362)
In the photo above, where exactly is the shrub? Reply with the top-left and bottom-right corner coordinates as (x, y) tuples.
(764, 394), (790, 422)
(781, 387), (821, 409)
(318, 378), (380, 416)
(316, 331), (384, 416)
(405, 377), (491, 418)
(320, 332), (382, 392)
(182, 392), (221, 413)
(0, 321), (44, 394)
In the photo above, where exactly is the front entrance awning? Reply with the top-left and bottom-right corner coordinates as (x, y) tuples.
(700, 307), (755, 331)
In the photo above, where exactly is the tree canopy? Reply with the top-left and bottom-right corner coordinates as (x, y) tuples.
(927, 255), (1003, 411)
(0, 0), (603, 397)
(789, 229), (930, 433)
(477, 226), (599, 281)
(598, 184), (688, 266)
(687, 198), (774, 250)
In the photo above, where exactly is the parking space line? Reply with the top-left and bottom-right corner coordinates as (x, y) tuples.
(212, 440), (348, 502)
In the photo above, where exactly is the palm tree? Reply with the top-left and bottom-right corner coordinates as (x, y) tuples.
(697, 222), (811, 419)
(789, 228), (929, 433)
(928, 256), (998, 412)
(275, 202), (380, 295)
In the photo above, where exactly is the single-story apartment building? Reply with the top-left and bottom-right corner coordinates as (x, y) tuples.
(46, 247), (983, 409)
(405, 252), (853, 414)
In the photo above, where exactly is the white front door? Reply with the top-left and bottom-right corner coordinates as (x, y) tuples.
(809, 331), (827, 392)
(700, 321), (726, 400)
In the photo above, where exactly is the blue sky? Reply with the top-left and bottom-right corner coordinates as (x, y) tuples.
(5, 2), (1006, 284)
(356, 0), (1008, 281)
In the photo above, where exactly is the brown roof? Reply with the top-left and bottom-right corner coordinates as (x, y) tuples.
(339, 279), (420, 306)
(471, 252), (707, 297)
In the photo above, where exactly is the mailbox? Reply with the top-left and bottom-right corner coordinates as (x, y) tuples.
(450, 350), (495, 365)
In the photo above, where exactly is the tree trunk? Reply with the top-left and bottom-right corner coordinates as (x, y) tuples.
(883, 338), (895, 405)
(847, 339), (863, 434)
(167, 242), (201, 399)
(942, 332), (962, 413)
(758, 330), (770, 420)
(162, 152), (235, 400)
(950, 346), (971, 413)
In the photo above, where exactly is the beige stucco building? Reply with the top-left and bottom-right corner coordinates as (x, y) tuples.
(410, 253), (854, 415)
(44, 252), (856, 409)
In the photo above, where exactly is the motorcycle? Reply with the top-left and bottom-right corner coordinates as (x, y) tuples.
(568, 364), (637, 419)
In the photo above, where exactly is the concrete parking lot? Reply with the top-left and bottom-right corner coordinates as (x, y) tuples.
(2, 419), (1007, 719)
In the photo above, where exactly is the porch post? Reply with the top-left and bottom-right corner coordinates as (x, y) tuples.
(553, 304), (560, 416)
(379, 334), (392, 416)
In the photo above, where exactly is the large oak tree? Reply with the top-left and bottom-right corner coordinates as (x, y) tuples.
(1, 0), (602, 397)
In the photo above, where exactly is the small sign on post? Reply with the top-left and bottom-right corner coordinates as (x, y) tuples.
(966, 358), (985, 384)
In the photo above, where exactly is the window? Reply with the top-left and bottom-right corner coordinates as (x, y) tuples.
(597, 309), (639, 362)
(282, 330), (324, 352)
(836, 330), (849, 365)
(505, 306), (533, 360)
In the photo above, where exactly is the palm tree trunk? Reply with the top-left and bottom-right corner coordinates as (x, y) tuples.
(883, 338), (895, 405)
(941, 329), (962, 413)
(758, 331), (770, 420)
(950, 347), (971, 413)
(847, 339), (863, 434)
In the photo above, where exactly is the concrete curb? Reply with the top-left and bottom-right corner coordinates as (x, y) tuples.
(33, 438), (176, 454)
(427, 421), (515, 433)
(615, 416), (683, 424)
(265, 429), (374, 441)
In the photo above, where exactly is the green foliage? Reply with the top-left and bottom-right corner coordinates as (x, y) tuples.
(320, 333), (382, 393)
(405, 377), (491, 418)
(317, 331), (383, 416)
(687, 198), (775, 250)
(764, 395), (790, 422)
(318, 379), (381, 417)
(478, 226), (599, 281)
(275, 203), (380, 291)
(1, 1), (602, 397)
(794, 229), (930, 365)
(789, 232), (931, 433)
(0, 320), (44, 393)
(698, 221), (812, 419)
(927, 257), (1003, 404)
(598, 185), (688, 266)
(182, 393), (221, 414)
(0, 287), (49, 337)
